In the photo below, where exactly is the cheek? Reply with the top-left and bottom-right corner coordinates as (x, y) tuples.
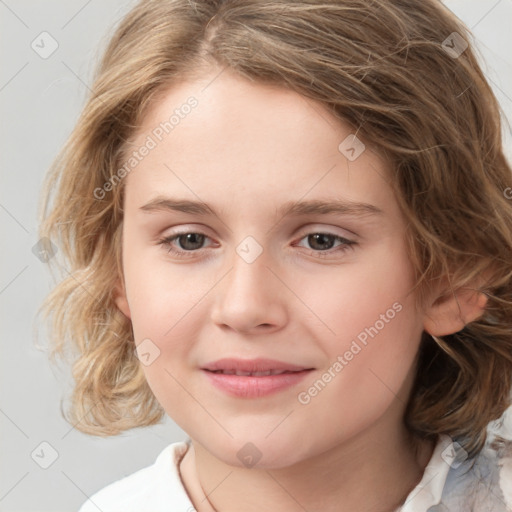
(123, 240), (206, 337)
(122, 245), (220, 398)
(122, 252), (205, 420)
(301, 237), (417, 344)
(293, 239), (421, 417)
(291, 303), (421, 457)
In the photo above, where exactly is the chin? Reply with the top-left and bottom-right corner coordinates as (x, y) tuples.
(200, 431), (315, 470)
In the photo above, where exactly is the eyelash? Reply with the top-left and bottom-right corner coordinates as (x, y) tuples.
(157, 230), (356, 260)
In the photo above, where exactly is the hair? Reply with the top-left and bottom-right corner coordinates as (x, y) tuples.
(38, 0), (512, 457)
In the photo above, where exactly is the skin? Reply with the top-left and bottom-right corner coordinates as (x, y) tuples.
(114, 66), (486, 512)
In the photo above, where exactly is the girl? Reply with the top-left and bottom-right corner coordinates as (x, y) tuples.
(39, 0), (512, 510)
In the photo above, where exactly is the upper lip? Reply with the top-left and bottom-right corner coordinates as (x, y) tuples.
(201, 358), (312, 373)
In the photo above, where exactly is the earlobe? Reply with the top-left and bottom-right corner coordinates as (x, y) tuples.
(423, 286), (488, 337)
(113, 279), (131, 320)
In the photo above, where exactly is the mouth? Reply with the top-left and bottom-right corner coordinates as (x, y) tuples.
(205, 369), (302, 376)
(201, 358), (314, 398)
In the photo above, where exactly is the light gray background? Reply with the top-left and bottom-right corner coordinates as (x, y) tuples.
(1, 1), (512, 511)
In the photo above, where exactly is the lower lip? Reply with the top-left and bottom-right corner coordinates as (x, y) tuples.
(202, 369), (313, 398)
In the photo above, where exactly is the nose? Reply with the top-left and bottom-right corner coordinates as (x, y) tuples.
(210, 245), (288, 335)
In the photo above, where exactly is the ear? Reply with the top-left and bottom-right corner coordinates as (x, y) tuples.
(423, 285), (488, 336)
(113, 277), (131, 320)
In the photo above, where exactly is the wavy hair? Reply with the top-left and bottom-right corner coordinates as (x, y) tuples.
(38, 0), (512, 457)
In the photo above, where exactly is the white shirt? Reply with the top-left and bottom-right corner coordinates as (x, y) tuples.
(78, 433), (512, 512)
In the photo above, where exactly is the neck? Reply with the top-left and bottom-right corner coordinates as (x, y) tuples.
(179, 412), (435, 512)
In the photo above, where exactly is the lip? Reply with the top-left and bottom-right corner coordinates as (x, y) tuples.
(201, 358), (314, 398)
(202, 357), (310, 373)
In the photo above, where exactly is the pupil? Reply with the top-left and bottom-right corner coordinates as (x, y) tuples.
(309, 233), (334, 251)
(180, 233), (204, 250)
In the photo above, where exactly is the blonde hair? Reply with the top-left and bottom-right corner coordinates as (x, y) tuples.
(39, 0), (512, 457)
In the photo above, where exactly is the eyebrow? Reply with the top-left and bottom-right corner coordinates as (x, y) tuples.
(139, 196), (383, 219)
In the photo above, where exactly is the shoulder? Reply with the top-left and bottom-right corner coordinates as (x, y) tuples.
(77, 440), (193, 512)
(437, 432), (512, 511)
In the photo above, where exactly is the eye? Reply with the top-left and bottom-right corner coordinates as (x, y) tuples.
(294, 232), (356, 257)
(157, 231), (214, 259)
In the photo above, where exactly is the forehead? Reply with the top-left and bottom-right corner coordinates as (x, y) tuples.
(122, 68), (397, 221)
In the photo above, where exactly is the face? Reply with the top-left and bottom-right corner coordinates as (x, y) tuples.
(115, 67), (428, 469)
